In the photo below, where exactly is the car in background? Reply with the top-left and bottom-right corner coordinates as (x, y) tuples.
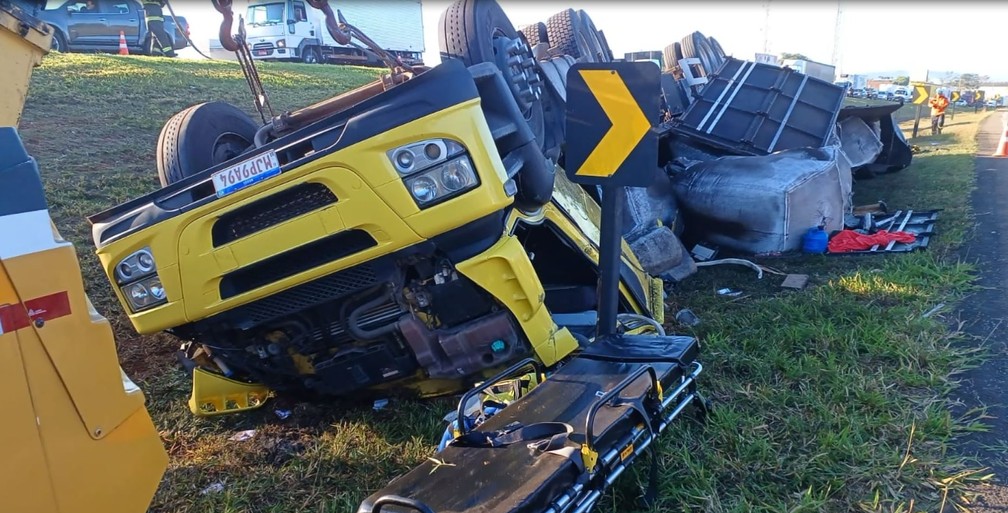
(891, 87), (911, 104)
(13, 0), (188, 55)
(864, 88), (878, 99)
(849, 88), (866, 98)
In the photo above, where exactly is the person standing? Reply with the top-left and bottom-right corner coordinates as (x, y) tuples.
(929, 91), (949, 135)
(141, 0), (176, 57)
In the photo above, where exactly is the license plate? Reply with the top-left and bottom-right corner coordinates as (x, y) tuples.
(255, 50), (268, 56)
(212, 150), (281, 198)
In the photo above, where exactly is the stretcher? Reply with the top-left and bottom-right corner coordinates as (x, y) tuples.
(358, 333), (704, 513)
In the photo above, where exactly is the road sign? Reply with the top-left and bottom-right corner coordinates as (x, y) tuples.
(911, 83), (932, 105)
(565, 62), (659, 187)
(951, 91), (961, 103)
(977, 90), (986, 102)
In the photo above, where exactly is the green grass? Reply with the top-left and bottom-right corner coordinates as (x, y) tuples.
(18, 53), (995, 512)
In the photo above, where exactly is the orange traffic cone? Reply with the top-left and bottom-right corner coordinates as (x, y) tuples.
(994, 118), (1008, 157)
(118, 31), (129, 55)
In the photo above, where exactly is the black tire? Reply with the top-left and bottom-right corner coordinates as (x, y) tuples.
(518, 22), (548, 47)
(301, 46), (320, 64)
(439, 0), (545, 148)
(576, 10), (608, 62)
(156, 102), (259, 186)
(708, 36), (726, 69)
(50, 29), (68, 53)
(681, 31), (715, 76)
(596, 29), (614, 62)
(662, 43), (678, 72)
(545, 8), (579, 59)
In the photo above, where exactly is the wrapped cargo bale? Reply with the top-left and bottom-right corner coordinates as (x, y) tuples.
(837, 116), (883, 168)
(670, 145), (852, 254)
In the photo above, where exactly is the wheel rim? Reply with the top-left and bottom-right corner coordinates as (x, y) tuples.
(52, 36), (61, 52)
(490, 28), (541, 119)
(212, 133), (252, 164)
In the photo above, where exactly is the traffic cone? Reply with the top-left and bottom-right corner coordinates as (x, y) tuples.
(118, 31), (129, 55)
(994, 130), (1008, 157)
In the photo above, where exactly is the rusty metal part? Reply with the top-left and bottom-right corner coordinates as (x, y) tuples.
(397, 313), (525, 379)
(306, 0), (351, 45)
(271, 71), (413, 134)
(211, 0), (238, 51)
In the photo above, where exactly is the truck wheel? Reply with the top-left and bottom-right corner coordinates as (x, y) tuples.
(596, 29), (613, 62)
(662, 42), (682, 73)
(439, 0), (545, 146)
(51, 30), (67, 52)
(576, 10), (608, 62)
(156, 102), (259, 186)
(545, 8), (602, 62)
(518, 22), (548, 48)
(301, 47), (320, 64)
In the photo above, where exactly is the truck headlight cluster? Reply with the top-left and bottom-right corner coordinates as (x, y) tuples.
(115, 247), (167, 312)
(276, 39), (286, 48)
(387, 139), (479, 207)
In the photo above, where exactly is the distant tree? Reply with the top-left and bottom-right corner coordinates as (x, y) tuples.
(780, 52), (810, 61)
(954, 73), (988, 89)
(893, 76), (909, 85)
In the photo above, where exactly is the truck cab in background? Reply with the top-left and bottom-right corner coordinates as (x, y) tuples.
(245, 0), (424, 65)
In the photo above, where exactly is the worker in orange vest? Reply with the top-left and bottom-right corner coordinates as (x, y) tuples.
(929, 92), (949, 135)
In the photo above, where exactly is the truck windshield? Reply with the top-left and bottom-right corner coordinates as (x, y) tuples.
(247, 3), (285, 26)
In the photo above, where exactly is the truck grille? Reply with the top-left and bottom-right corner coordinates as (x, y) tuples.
(213, 182), (338, 246)
(236, 263), (379, 325)
(252, 42), (273, 51)
(220, 230), (378, 299)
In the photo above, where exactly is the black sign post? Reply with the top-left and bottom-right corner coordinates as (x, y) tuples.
(565, 62), (659, 336)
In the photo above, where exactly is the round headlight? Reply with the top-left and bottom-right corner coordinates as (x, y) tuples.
(441, 161), (472, 191)
(394, 150), (415, 171)
(148, 279), (166, 300)
(136, 251), (155, 272)
(410, 176), (438, 203)
(118, 262), (133, 280)
(128, 283), (149, 303)
(424, 143), (442, 160)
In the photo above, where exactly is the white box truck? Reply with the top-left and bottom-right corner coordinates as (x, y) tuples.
(782, 58), (836, 83)
(245, 0), (424, 65)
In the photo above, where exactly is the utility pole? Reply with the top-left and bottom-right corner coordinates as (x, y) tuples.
(762, 0), (771, 54)
(831, 1), (843, 69)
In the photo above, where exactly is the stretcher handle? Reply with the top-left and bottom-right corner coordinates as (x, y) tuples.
(456, 357), (545, 437)
(584, 365), (659, 454)
(372, 495), (435, 513)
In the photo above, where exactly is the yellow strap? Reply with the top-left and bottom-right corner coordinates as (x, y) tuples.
(580, 445), (599, 473)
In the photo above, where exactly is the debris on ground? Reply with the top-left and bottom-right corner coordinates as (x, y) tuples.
(675, 308), (701, 327)
(781, 274), (810, 290)
(200, 482), (225, 495)
(228, 429), (256, 442)
(716, 288), (743, 297)
(274, 409), (292, 420)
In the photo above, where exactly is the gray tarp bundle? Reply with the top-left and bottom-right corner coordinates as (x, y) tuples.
(670, 144), (853, 254)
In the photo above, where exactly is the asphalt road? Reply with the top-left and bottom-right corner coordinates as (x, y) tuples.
(953, 110), (1008, 511)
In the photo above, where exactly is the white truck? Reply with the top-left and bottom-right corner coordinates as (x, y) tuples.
(245, 0), (424, 65)
(781, 58), (836, 83)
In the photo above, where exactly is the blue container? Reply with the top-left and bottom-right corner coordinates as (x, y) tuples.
(802, 226), (829, 254)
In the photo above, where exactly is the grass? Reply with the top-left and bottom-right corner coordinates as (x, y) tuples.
(17, 53), (996, 512)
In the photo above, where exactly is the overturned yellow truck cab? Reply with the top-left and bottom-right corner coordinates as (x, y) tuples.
(89, 58), (663, 413)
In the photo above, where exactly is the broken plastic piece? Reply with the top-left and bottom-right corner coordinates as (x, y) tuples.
(188, 367), (272, 417)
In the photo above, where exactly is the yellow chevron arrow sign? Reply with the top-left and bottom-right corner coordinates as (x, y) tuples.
(574, 70), (652, 178)
(564, 63), (659, 187)
(912, 84), (931, 105)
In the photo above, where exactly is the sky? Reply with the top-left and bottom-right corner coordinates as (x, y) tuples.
(171, 0), (1008, 82)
